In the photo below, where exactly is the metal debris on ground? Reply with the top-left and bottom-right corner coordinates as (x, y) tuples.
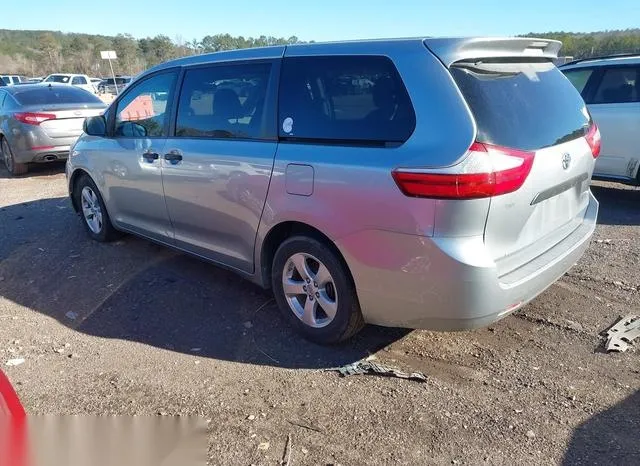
(5, 358), (25, 367)
(327, 360), (427, 382)
(605, 315), (640, 352)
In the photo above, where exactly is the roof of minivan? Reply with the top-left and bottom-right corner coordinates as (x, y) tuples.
(560, 54), (640, 69)
(146, 36), (561, 74)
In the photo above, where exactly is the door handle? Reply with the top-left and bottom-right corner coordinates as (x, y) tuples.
(142, 151), (159, 162)
(164, 151), (183, 163)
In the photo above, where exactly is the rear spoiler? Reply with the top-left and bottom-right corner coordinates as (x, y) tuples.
(424, 37), (562, 67)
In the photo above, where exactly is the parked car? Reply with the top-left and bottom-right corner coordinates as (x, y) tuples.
(1, 75), (26, 85)
(42, 73), (97, 94)
(0, 83), (106, 175)
(561, 54), (640, 185)
(97, 76), (132, 94)
(68, 37), (599, 343)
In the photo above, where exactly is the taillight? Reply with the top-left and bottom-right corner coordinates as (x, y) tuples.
(585, 123), (601, 158)
(392, 142), (535, 200)
(14, 112), (56, 125)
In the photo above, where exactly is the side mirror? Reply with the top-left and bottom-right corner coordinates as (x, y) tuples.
(84, 115), (107, 136)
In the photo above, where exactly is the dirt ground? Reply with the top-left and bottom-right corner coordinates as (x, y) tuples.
(1, 162), (638, 465)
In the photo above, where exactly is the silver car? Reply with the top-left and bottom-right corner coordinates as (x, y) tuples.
(0, 84), (105, 175)
(561, 54), (640, 185)
(66, 37), (599, 344)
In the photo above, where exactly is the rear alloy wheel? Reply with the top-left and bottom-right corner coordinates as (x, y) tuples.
(272, 236), (364, 344)
(1, 138), (28, 176)
(74, 175), (119, 242)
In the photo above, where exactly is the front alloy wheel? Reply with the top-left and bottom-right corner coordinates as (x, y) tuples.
(80, 186), (103, 234)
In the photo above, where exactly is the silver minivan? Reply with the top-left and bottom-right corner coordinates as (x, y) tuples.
(67, 37), (599, 344)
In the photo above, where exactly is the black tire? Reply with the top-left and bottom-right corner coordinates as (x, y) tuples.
(73, 174), (120, 242)
(1, 137), (28, 176)
(272, 236), (364, 344)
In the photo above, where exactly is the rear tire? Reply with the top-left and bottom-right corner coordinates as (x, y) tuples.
(74, 174), (120, 242)
(272, 236), (364, 344)
(1, 138), (28, 176)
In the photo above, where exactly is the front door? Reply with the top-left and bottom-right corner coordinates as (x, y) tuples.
(99, 70), (178, 242)
(162, 60), (279, 273)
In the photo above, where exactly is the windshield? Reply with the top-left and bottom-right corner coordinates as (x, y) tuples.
(13, 86), (103, 105)
(44, 75), (71, 83)
(450, 61), (591, 150)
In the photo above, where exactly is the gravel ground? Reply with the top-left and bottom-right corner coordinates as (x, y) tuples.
(0, 162), (638, 465)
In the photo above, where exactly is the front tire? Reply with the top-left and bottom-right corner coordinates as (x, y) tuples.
(1, 138), (28, 176)
(272, 236), (364, 344)
(74, 175), (119, 242)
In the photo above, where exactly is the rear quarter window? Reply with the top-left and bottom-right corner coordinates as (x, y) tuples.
(451, 61), (591, 151)
(278, 55), (416, 145)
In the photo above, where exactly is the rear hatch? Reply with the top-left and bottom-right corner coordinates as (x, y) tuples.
(427, 40), (597, 277)
(36, 104), (104, 139)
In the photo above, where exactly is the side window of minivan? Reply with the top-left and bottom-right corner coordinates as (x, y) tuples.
(114, 71), (177, 137)
(591, 66), (640, 104)
(175, 62), (272, 140)
(278, 55), (416, 145)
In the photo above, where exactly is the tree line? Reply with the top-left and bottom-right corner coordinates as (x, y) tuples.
(0, 30), (302, 77)
(1, 28), (640, 78)
(522, 29), (640, 58)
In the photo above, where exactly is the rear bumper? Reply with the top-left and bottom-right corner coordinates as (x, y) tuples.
(337, 192), (598, 330)
(14, 146), (70, 164)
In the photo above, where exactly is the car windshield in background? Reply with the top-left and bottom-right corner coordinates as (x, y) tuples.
(13, 86), (104, 105)
(45, 75), (71, 83)
(450, 60), (591, 151)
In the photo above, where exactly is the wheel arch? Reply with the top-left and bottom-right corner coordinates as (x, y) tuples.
(68, 168), (93, 213)
(259, 221), (355, 290)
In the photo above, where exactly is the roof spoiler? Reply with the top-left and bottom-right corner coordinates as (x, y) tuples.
(424, 37), (562, 67)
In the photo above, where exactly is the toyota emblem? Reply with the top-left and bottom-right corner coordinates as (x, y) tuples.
(562, 153), (571, 170)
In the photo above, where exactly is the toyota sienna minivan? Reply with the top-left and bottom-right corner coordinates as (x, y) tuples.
(66, 37), (599, 344)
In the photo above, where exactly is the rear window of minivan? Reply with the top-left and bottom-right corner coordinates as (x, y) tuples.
(278, 56), (416, 145)
(450, 61), (591, 151)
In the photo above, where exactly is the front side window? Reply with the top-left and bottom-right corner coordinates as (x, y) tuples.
(592, 67), (639, 104)
(175, 62), (272, 139)
(114, 71), (177, 138)
(72, 76), (87, 85)
(278, 55), (416, 145)
(1, 77), (10, 85)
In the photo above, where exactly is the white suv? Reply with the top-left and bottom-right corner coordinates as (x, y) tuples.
(1, 75), (25, 85)
(42, 73), (97, 94)
(562, 55), (640, 185)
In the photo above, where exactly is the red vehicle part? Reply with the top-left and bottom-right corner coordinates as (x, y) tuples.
(0, 370), (27, 466)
